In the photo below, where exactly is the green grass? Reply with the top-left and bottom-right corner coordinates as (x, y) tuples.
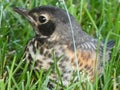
(0, 0), (120, 90)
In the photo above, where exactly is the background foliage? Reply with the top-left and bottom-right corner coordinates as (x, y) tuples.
(0, 0), (120, 90)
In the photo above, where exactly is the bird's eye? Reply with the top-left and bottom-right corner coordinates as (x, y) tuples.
(39, 15), (47, 23)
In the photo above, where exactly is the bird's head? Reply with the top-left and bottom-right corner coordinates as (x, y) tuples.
(13, 6), (82, 42)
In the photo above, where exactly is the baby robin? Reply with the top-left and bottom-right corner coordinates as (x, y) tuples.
(13, 6), (114, 88)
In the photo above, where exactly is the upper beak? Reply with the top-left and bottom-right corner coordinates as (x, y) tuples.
(13, 7), (34, 23)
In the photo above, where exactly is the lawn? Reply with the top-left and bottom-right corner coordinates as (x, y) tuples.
(0, 0), (120, 90)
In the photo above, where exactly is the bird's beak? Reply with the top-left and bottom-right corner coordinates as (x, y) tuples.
(13, 7), (34, 23)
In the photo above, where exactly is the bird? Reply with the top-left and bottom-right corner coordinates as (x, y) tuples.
(13, 6), (114, 88)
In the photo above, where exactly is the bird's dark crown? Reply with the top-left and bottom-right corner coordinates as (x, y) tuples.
(29, 6), (69, 23)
